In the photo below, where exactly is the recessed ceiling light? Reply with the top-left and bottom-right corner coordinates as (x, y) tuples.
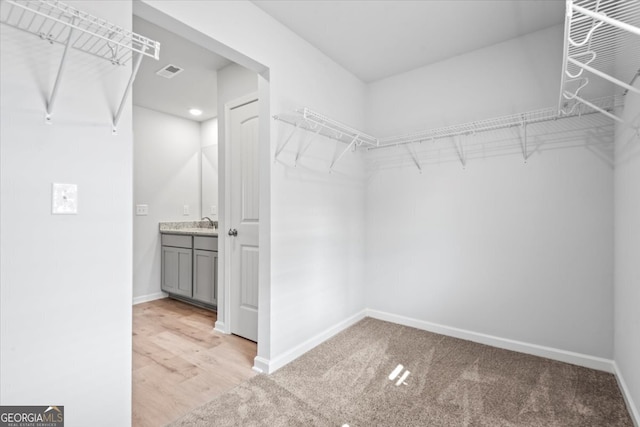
(189, 108), (203, 116)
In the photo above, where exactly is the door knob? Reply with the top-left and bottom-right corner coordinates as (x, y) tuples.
(228, 228), (238, 237)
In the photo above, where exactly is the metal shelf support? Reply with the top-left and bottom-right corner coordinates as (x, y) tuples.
(406, 142), (422, 173)
(46, 21), (76, 124)
(453, 135), (466, 169)
(329, 134), (359, 172)
(520, 119), (528, 163)
(1, 0), (161, 133)
(113, 49), (146, 135)
(295, 127), (321, 167)
(274, 122), (300, 161)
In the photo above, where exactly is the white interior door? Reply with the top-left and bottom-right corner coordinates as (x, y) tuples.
(229, 98), (259, 342)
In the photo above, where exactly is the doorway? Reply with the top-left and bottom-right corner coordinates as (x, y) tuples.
(131, 0), (270, 392)
(134, 2), (269, 352)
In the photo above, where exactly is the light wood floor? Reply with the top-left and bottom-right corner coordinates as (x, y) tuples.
(132, 298), (257, 427)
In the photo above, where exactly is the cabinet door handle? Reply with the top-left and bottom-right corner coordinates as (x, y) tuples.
(228, 228), (238, 237)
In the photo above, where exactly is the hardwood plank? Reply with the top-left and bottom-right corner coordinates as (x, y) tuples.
(132, 298), (257, 426)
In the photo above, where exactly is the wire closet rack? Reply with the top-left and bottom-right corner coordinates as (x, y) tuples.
(559, 0), (640, 122)
(0, 0), (161, 133)
(274, 0), (639, 172)
(273, 108), (378, 171)
(274, 96), (623, 171)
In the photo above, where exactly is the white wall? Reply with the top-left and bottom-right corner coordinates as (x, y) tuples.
(139, 0), (368, 370)
(614, 81), (640, 420)
(365, 25), (615, 360)
(0, 2), (133, 426)
(132, 106), (201, 301)
(366, 25), (564, 137)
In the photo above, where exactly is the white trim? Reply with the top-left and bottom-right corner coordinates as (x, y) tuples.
(132, 292), (167, 305)
(262, 309), (367, 374)
(227, 92), (259, 111)
(366, 309), (615, 373)
(214, 320), (228, 334)
(252, 356), (269, 374)
(613, 361), (640, 426)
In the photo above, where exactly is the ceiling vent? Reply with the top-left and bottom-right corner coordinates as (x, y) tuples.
(156, 64), (184, 79)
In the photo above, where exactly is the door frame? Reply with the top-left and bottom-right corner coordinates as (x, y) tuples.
(215, 92), (259, 338)
(134, 0), (272, 373)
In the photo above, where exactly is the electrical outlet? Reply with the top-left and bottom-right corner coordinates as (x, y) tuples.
(136, 204), (148, 216)
(52, 183), (78, 214)
(210, 205), (217, 215)
(183, 204), (190, 216)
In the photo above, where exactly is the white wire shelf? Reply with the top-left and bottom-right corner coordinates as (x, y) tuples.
(373, 95), (624, 150)
(367, 112), (615, 172)
(273, 107), (377, 171)
(273, 0), (638, 171)
(273, 95), (624, 171)
(1, 0), (160, 64)
(559, 0), (640, 123)
(0, 0), (161, 132)
(273, 108), (377, 148)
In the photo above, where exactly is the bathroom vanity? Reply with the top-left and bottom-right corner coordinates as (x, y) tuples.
(159, 221), (218, 310)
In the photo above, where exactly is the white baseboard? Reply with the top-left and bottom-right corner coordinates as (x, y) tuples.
(214, 320), (228, 334)
(132, 292), (167, 305)
(366, 309), (615, 373)
(253, 356), (269, 374)
(262, 309), (367, 374)
(613, 362), (640, 427)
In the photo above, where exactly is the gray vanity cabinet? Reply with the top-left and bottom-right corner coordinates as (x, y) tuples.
(161, 233), (217, 308)
(193, 236), (218, 305)
(161, 235), (193, 297)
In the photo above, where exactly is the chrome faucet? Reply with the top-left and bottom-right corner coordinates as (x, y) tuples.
(201, 216), (214, 228)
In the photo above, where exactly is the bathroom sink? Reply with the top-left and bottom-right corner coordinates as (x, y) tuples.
(158, 221), (218, 236)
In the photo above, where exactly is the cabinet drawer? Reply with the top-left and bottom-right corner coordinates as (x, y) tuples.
(161, 234), (192, 248)
(194, 236), (217, 251)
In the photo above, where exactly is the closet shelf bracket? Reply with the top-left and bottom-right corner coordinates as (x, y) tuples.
(113, 48), (146, 135)
(1, 0), (161, 133)
(274, 122), (300, 161)
(295, 127), (321, 167)
(406, 141), (422, 173)
(329, 134), (359, 172)
(454, 135), (466, 169)
(273, 107), (377, 169)
(520, 118), (528, 163)
(45, 17), (77, 125)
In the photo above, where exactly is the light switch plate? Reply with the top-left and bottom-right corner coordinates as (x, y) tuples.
(183, 204), (190, 216)
(210, 205), (217, 215)
(52, 183), (78, 214)
(136, 204), (148, 216)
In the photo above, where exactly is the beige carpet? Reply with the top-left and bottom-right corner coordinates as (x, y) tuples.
(170, 318), (633, 426)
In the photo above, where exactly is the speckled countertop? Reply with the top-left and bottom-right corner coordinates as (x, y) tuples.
(159, 220), (218, 236)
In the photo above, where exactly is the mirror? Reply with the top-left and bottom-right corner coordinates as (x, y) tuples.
(201, 118), (219, 220)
